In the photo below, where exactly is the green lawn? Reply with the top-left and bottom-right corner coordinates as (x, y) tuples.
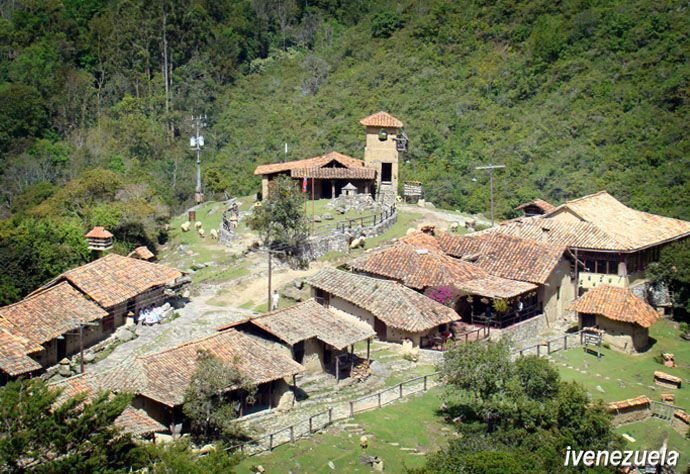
(552, 319), (690, 469)
(615, 418), (690, 469)
(235, 389), (447, 473)
(552, 319), (690, 411)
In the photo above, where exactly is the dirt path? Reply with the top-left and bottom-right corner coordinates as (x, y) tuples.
(399, 204), (491, 229)
(209, 257), (330, 307)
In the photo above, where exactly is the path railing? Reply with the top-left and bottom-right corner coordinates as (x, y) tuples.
(515, 331), (583, 358)
(226, 371), (440, 456)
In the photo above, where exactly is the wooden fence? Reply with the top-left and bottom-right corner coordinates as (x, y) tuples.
(227, 371), (440, 456)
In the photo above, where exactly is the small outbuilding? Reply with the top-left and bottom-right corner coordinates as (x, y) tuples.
(569, 285), (660, 353)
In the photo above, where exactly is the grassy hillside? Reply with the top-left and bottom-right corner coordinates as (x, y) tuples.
(213, 0), (690, 219)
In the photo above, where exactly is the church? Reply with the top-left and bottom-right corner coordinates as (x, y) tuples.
(254, 112), (407, 204)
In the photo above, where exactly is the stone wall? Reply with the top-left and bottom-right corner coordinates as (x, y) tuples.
(303, 207), (397, 260)
(494, 314), (547, 346)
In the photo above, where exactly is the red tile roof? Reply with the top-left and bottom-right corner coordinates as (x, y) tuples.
(491, 192), (690, 252)
(245, 299), (375, 350)
(0, 281), (108, 346)
(114, 406), (167, 435)
(438, 232), (566, 285)
(53, 329), (304, 408)
(350, 240), (487, 290)
(515, 199), (556, 213)
(454, 276), (537, 299)
(40, 254), (182, 309)
(136, 329), (304, 407)
(608, 395), (651, 412)
(359, 112), (404, 128)
(254, 151), (367, 176)
(0, 329), (43, 376)
(544, 191), (690, 250)
(127, 246), (154, 261)
(307, 268), (458, 333)
(291, 166), (375, 180)
(84, 226), (113, 239)
(569, 285), (660, 328)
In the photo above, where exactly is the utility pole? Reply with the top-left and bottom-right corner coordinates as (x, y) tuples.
(190, 115), (207, 203)
(475, 164), (506, 226)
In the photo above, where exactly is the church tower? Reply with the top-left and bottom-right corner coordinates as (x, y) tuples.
(360, 112), (406, 204)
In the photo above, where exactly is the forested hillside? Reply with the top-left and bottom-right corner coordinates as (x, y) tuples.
(0, 0), (688, 303)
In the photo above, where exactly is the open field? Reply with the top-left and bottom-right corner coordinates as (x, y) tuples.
(552, 318), (690, 465)
(235, 389), (447, 473)
(552, 319), (690, 410)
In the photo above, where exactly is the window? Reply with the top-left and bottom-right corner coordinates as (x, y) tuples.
(381, 163), (393, 183)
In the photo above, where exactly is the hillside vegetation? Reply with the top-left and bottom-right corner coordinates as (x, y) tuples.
(0, 0), (688, 303)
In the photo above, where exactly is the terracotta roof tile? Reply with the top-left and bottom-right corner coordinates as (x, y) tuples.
(84, 226), (113, 239)
(608, 395), (651, 412)
(0, 281), (108, 346)
(53, 330), (304, 408)
(569, 285), (660, 328)
(544, 191), (690, 250)
(350, 239), (487, 290)
(495, 192), (690, 251)
(359, 112), (404, 128)
(482, 216), (620, 250)
(40, 254), (182, 309)
(515, 199), (556, 213)
(438, 232), (566, 285)
(291, 166), (375, 180)
(454, 276), (537, 299)
(307, 268), (457, 333)
(114, 406), (167, 435)
(136, 329), (303, 407)
(127, 246), (154, 261)
(247, 299), (375, 350)
(254, 151), (366, 176)
(0, 329), (43, 376)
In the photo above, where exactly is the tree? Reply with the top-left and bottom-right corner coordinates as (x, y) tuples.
(246, 175), (308, 259)
(0, 379), (134, 472)
(647, 239), (690, 318)
(182, 350), (254, 443)
(425, 340), (622, 473)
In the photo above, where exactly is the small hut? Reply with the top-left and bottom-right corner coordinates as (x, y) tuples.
(342, 182), (358, 197)
(85, 226), (113, 251)
(569, 285), (660, 353)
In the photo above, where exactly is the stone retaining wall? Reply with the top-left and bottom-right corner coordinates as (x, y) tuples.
(495, 314), (547, 347)
(303, 207), (398, 260)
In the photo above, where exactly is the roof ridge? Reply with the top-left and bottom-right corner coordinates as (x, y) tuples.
(137, 329), (240, 360)
(2, 280), (82, 308)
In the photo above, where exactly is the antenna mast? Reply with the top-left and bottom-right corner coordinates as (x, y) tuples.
(190, 115), (207, 204)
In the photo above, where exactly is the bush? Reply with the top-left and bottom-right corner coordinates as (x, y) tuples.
(371, 11), (405, 38)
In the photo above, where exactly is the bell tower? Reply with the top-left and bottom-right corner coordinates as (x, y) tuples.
(360, 112), (406, 204)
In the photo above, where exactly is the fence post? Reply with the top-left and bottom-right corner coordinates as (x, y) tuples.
(519, 350), (523, 356)
(537, 345), (541, 356)
(349, 401), (354, 417)
(328, 407), (333, 425)
(564, 335), (568, 350)
(424, 375), (428, 391)
(269, 433), (273, 451)
(378, 392), (382, 408)
(399, 383), (403, 399)
(547, 340), (551, 354)
(290, 426), (294, 443)
(309, 416), (313, 433)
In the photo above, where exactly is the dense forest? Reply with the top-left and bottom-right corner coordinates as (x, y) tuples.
(0, 0), (688, 303)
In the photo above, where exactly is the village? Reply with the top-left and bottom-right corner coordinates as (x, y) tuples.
(1, 112), (689, 472)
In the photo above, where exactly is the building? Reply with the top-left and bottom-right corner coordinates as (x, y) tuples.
(0, 282), (109, 382)
(438, 232), (575, 325)
(569, 285), (660, 353)
(514, 199), (556, 217)
(254, 112), (405, 202)
(307, 268), (458, 347)
(37, 253), (184, 328)
(482, 191), (690, 295)
(0, 254), (185, 383)
(222, 299), (375, 381)
(52, 329), (304, 432)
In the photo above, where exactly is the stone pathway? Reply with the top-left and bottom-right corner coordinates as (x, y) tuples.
(89, 285), (253, 373)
